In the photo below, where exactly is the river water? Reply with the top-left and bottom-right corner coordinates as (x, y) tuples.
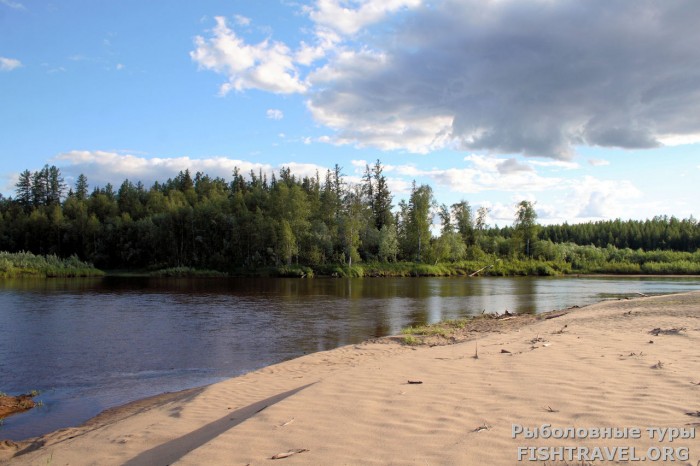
(1, 275), (698, 440)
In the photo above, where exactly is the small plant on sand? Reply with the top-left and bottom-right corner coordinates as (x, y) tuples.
(402, 325), (451, 338)
(402, 335), (421, 346)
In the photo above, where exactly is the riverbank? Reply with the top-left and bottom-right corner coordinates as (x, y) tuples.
(3, 291), (700, 464)
(108, 261), (700, 279)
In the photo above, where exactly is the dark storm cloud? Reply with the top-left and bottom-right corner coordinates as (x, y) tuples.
(307, 0), (700, 158)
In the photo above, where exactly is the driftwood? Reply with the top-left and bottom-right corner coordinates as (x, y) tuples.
(649, 327), (686, 336)
(469, 264), (494, 277)
(271, 449), (309, 460)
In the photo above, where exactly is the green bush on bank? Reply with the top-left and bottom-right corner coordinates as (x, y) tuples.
(0, 251), (104, 278)
(149, 267), (228, 277)
(274, 265), (315, 278)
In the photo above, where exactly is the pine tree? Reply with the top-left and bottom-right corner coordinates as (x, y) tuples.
(75, 174), (89, 201)
(15, 169), (33, 208)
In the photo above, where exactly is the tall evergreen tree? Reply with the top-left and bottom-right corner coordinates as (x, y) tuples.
(47, 165), (67, 206)
(75, 174), (89, 201)
(15, 169), (32, 208)
(371, 160), (393, 230)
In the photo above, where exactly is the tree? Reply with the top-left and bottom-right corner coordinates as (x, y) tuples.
(432, 230), (466, 263)
(514, 200), (538, 257)
(475, 206), (490, 231)
(278, 220), (297, 265)
(339, 184), (366, 266)
(47, 165), (67, 206)
(31, 167), (48, 206)
(400, 182), (434, 262)
(75, 174), (89, 201)
(438, 204), (453, 235)
(451, 200), (473, 245)
(371, 160), (393, 230)
(15, 169), (32, 208)
(378, 224), (398, 262)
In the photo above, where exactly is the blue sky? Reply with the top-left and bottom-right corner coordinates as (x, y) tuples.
(1, 0), (699, 226)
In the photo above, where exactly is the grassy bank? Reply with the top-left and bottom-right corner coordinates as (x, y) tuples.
(7, 247), (698, 280)
(0, 251), (104, 278)
(149, 255), (700, 278)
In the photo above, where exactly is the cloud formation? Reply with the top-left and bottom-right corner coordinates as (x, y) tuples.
(306, 0), (421, 36)
(0, 56), (22, 71)
(53, 151), (329, 190)
(266, 109), (284, 120)
(194, 0), (700, 159)
(191, 16), (306, 95)
(0, 0), (24, 10)
(309, 0), (700, 158)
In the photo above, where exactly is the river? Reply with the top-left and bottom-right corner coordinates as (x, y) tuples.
(1, 275), (698, 440)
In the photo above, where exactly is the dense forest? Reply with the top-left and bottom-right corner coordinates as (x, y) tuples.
(0, 161), (699, 276)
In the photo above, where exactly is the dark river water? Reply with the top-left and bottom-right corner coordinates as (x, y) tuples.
(1, 276), (698, 440)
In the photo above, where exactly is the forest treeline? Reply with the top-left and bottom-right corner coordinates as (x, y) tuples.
(0, 161), (699, 276)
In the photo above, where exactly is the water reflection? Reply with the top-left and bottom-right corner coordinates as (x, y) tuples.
(0, 275), (698, 440)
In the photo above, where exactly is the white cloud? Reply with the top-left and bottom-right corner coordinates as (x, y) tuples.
(283, 162), (329, 179)
(657, 133), (700, 146)
(266, 109), (284, 120)
(588, 159), (611, 167)
(295, 41), (328, 66)
(473, 174), (643, 225)
(0, 56), (22, 71)
(191, 16), (306, 95)
(54, 151), (271, 188)
(529, 160), (580, 170)
(573, 176), (642, 220)
(51, 151), (335, 191)
(234, 14), (251, 26)
(485, 201), (523, 225)
(116, 63), (125, 71)
(191, 1), (424, 95)
(0, 0), (24, 10)
(374, 155), (563, 194)
(306, 0), (422, 36)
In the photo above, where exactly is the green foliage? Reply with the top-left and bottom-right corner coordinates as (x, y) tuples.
(0, 251), (103, 278)
(274, 265), (315, 278)
(402, 335), (421, 346)
(150, 267), (228, 277)
(2, 162), (699, 277)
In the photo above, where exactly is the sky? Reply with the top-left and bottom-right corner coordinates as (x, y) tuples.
(1, 0), (699, 227)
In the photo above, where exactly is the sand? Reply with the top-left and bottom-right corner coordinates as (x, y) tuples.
(2, 291), (699, 465)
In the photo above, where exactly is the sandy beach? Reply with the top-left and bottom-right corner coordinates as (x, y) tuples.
(2, 291), (699, 465)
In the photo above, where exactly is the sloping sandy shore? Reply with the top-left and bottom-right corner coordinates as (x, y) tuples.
(3, 292), (699, 465)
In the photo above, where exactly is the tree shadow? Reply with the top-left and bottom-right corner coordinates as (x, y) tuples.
(123, 382), (316, 466)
